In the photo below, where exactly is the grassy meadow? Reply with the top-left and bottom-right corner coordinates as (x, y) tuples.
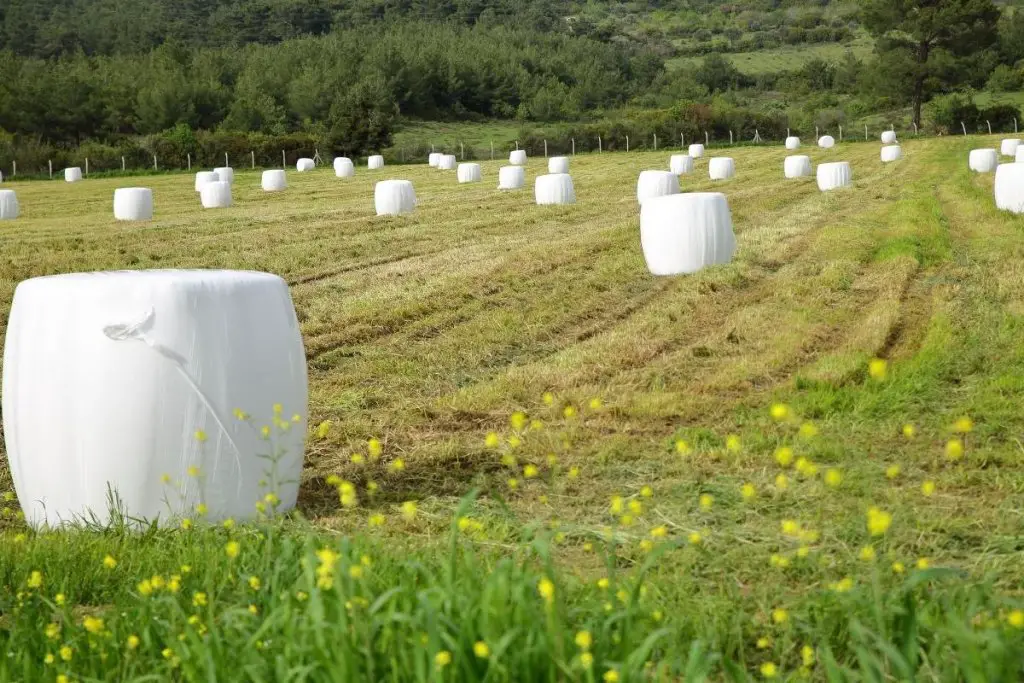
(0, 137), (1023, 681)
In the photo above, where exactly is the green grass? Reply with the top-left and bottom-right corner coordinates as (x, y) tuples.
(0, 137), (1023, 680)
(669, 34), (875, 75)
(393, 120), (522, 153)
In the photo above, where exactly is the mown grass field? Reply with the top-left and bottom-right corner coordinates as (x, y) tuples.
(0, 137), (1023, 681)
(668, 34), (874, 75)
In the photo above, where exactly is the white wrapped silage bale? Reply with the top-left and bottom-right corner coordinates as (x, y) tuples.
(708, 157), (736, 180)
(0, 190), (19, 220)
(113, 188), (154, 221)
(636, 170), (680, 206)
(334, 157), (355, 178)
(498, 166), (525, 190)
(457, 163), (482, 183)
(195, 171), (220, 192)
(548, 157), (569, 174)
(1, 269), (308, 528)
(296, 158), (315, 172)
(816, 161), (852, 191)
(785, 136), (801, 150)
(818, 136), (835, 149)
(213, 167), (234, 184)
(375, 180), (416, 216)
(428, 153), (441, 167)
(65, 167), (83, 183)
(368, 155), (384, 170)
(688, 144), (705, 158)
(438, 154), (457, 171)
(262, 170), (287, 192)
(670, 154), (694, 175)
(510, 150), (528, 165)
(200, 181), (232, 209)
(784, 155), (812, 179)
(881, 145), (902, 163)
(1016, 147), (1024, 163)
(969, 149), (998, 173)
(881, 131), (897, 145)
(535, 173), (576, 205)
(1001, 139), (1021, 157)
(640, 192), (736, 276)
(994, 163), (1024, 213)
(0, 171), (4, 183)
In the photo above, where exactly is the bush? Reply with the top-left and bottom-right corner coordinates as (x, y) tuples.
(986, 64), (1023, 92)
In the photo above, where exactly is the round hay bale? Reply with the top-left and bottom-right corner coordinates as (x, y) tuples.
(262, 170), (287, 192)
(784, 155), (812, 179)
(688, 144), (705, 158)
(498, 166), (525, 190)
(65, 167), (83, 183)
(213, 167), (234, 184)
(640, 192), (736, 276)
(548, 157), (570, 174)
(670, 154), (694, 175)
(334, 157), (355, 178)
(995, 162), (1024, 213)
(457, 163), (482, 183)
(368, 155), (385, 170)
(375, 180), (416, 216)
(296, 158), (315, 172)
(535, 173), (576, 205)
(1016, 147), (1024, 163)
(969, 149), (998, 173)
(510, 150), (528, 166)
(200, 181), (232, 209)
(881, 145), (902, 163)
(1, 269), (308, 528)
(113, 188), (154, 221)
(0, 189), (19, 220)
(709, 157), (736, 180)
(428, 153), (441, 167)
(816, 161), (852, 191)
(881, 131), (897, 145)
(194, 171), (220, 192)
(1001, 139), (1021, 157)
(437, 155), (456, 171)
(818, 135), (836, 149)
(785, 136), (801, 150)
(636, 170), (680, 206)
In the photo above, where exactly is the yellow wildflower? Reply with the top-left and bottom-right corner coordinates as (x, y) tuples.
(688, 531), (703, 546)
(102, 554), (117, 569)
(27, 570), (42, 589)
(563, 405), (577, 418)
(824, 468), (842, 488)
(799, 422), (818, 439)
(180, 518), (193, 530)
(60, 646), (72, 661)
(903, 423), (915, 438)
(639, 539), (654, 553)
(474, 641), (490, 658)
(916, 558), (930, 570)
(945, 439), (964, 461)
(952, 417), (973, 434)
(610, 496), (624, 515)
(741, 483), (756, 500)
(832, 577), (855, 593)
(922, 480), (936, 497)
(770, 403), (791, 421)
(886, 464), (901, 479)
(726, 435), (742, 452)
(484, 432), (500, 449)
(772, 608), (788, 624)
(868, 358), (887, 380)
(866, 507), (892, 536)
(507, 478), (519, 490)
(650, 525), (668, 539)
(775, 474), (789, 490)
(589, 397), (603, 410)
(400, 501), (417, 521)
(674, 439), (691, 455)
(604, 670), (620, 683)
(781, 519), (800, 536)
(195, 503), (208, 516)
(523, 464), (539, 479)
(45, 623), (60, 640)
(368, 513), (385, 527)
(575, 630), (593, 650)
(1007, 610), (1024, 629)
(640, 485), (653, 498)
(580, 652), (594, 669)
(510, 411), (528, 431)
(756, 637), (771, 649)
(859, 546), (876, 562)
(194, 429), (207, 443)
(127, 634), (140, 650)
(349, 565), (364, 580)
(82, 616), (104, 634)
(699, 494), (714, 511)
(137, 579), (153, 597)
(628, 499), (643, 515)
(568, 466), (580, 479)
(54, 593), (65, 606)
(192, 592), (207, 607)
(775, 447), (793, 467)
(770, 554), (790, 568)
(892, 562), (905, 574)
(248, 576), (261, 590)
(388, 458), (405, 473)
(296, 591), (309, 602)
(225, 540), (240, 559)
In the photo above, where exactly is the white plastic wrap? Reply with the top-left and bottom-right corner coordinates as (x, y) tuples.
(881, 145), (902, 163)
(1016, 147), (1024, 163)
(113, 188), (154, 221)
(670, 154), (694, 175)
(640, 192), (736, 276)
(2, 269), (308, 528)
(296, 158), (315, 172)
(262, 170), (287, 191)
(428, 153), (441, 167)
(969, 149), (998, 173)
(708, 157), (736, 180)
(0, 190), (19, 220)
(213, 167), (234, 184)
(510, 150), (528, 165)
(438, 155), (457, 171)
(535, 173), (576, 205)
(65, 167), (83, 183)
(816, 161), (852, 191)
(785, 137), (801, 150)
(548, 157), (569, 174)
(881, 131), (897, 145)
(688, 144), (705, 158)
(334, 157), (355, 178)
(200, 181), (232, 209)
(1002, 139), (1021, 157)
(368, 155), (385, 170)
(375, 180), (416, 216)
(818, 136), (835, 149)
(995, 163), (1024, 213)
(784, 155), (812, 178)
(498, 166), (525, 190)
(457, 163), (482, 183)
(636, 170), (680, 206)
(194, 171), (220, 192)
